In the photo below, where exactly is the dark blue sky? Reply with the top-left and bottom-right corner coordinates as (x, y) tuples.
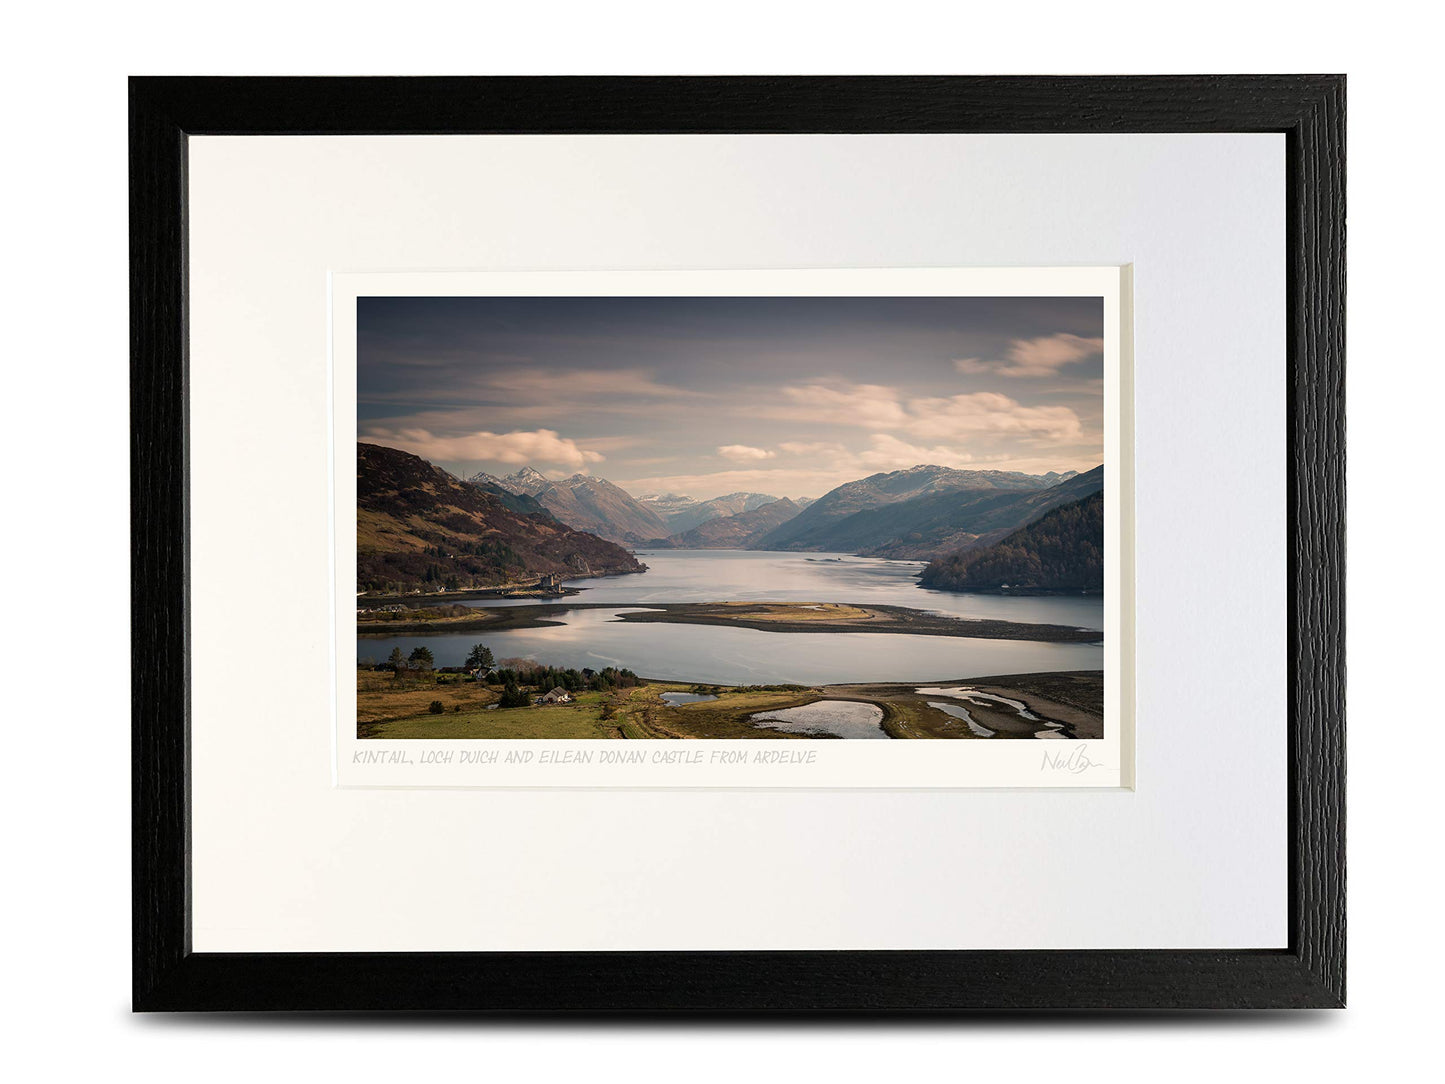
(359, 296), (1104, 499)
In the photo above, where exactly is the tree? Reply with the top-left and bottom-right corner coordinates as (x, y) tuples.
(498, 682), (530, 709)
(428, 700), (445, 715)
(465, 643), (495, 672)
(386, 647), (405, 671)
(408, 646), (435, 670)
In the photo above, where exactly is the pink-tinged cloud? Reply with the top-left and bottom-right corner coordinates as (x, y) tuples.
(955, 333), (1104, 378)
(717, 444), (776, 462)
(764, 381), (1082, 443)
(364, 427), (605, 469)
(905, 392), (1082, 441)
(775, 383), (909, 429)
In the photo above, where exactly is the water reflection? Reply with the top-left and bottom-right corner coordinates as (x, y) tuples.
(927, 700), (995, 737)
(659, 691), (718, 706)
(440, 550), (1104, 628)
(360, 551), (1104, 687)
(917, 686), (1077, 739)
(750, 700), (888, 740)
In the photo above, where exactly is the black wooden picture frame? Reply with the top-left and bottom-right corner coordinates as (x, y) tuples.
(131, 75), (1345, 1011)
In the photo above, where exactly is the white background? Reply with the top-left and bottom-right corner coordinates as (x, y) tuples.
(3, 1), (1438, 1080)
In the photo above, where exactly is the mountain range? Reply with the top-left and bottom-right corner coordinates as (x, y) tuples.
(469, 467), (668, 545)
(461, 460), (1101, 562)
(854, 466), (1104, 560)
(918, 490), (1104, 592)
(665, 497), (803, 549)
(752, 466), (1074, 553)
(638, 490), (794, 534)
(358, 443), (645, 592)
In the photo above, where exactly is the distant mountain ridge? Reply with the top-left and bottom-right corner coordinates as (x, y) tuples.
(667, 498), (802, 549)
(919, 490), (1103, 593)
(860, 466), (1104, 560)
(358, 444), (645, 592)
(752, 465), (1058, 552)
(639, 490), (784, 533)
(635, 492), (700, 525)
(455, 459), (1099, 563)
(469, 468), (667, 545)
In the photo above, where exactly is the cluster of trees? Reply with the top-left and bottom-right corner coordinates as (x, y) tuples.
(368, 640), (644, 707)
(490, 665), (641, 710)
(420, 565), (460, 589)
(919, 491), (1104, 593)
(467, 643), (642, 710)
(358, 547), (513, 594)
(458, 538), (523, 564)
(497, 683), (531, 709)
(488, 660), (641, 695)
(384, 646), (435, 671)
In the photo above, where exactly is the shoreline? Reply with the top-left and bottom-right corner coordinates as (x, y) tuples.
(357, 600), (1101, 643)
(359, 585), (584, 605)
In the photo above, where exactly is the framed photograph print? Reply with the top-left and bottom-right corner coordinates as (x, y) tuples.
(131, 75), (1345, 1010)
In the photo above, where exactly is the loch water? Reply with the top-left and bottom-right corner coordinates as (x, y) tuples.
(357, 550), (1103, 686)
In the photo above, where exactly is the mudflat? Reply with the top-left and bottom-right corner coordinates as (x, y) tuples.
(359, 600), (1101, 643)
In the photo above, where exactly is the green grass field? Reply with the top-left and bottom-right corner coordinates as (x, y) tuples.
(357, 671), (820, 739)
(355, 669), (1103, 740)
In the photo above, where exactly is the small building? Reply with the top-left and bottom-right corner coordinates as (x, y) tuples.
(538, 687), (573, 705)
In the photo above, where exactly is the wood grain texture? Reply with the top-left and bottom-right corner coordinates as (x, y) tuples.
(1285, 77), (1347, 1006)
(130, 75), (1345, 1012)
(130, 82), (190, 1008)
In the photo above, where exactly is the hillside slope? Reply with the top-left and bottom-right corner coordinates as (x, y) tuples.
(753, 465), (1052, 551)
(860, 466), (1104, 560)
(359, 443), (645, 593)
(919, 490), (1104, 593)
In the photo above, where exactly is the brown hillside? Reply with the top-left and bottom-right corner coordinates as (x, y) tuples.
(356, 443), (645, 593)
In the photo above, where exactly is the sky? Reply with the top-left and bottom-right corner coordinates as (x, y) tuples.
(358, 296), (1105, 501)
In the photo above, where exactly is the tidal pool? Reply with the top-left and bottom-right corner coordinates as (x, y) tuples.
(749, 700), (888, 740)
(917, 686), (1077, 739)
(659, 691), (719, 706)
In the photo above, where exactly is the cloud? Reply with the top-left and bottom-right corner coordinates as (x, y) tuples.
(482, 367), (699, 402)
(954, 333), (1104, 378)
(854, 434), (978, 471)
(773, 383), (909, 429)
(717, 444), (776, 463)
(363, 427), (605, 469)
(359, 367), (699, 410)
(779, 441), (849, 457)
(778, 436), (974, 471)
(763, 381), (1082, 444)
(904, 392), (1082, 442)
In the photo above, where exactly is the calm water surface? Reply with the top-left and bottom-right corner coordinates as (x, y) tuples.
(750, 700), (888, 739)
(659, 691), (718, 705)
(358, 550), (1102, 685)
